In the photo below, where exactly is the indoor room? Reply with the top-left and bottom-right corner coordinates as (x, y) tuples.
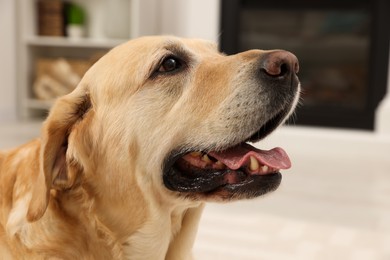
(0, 0), (389, 259)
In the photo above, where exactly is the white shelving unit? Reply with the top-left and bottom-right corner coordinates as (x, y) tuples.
(16, 0), (159, 119)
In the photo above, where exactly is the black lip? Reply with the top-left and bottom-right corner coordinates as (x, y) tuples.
(163, 166), (232, 193)
(163, 158), (282, 198)
(221, 172), (282, 198)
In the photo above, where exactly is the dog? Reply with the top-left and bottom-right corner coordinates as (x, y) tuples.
(0, 36), (300, 259)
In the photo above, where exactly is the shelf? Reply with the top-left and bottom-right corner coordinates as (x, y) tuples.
(25, 36), (128, 49)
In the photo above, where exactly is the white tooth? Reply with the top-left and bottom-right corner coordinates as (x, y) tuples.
(249, 156), (259, 171)
(261, 165), (269, 172)
(202, 154), (212, 163)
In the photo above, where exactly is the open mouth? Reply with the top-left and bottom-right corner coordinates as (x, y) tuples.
(163, 106), (293, 199)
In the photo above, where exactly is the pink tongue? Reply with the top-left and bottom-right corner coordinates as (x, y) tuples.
(208, 143), (291, 170)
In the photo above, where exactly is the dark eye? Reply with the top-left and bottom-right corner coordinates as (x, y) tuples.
(158, 57), (182, 73)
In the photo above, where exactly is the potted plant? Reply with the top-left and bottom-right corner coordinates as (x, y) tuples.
(65, 3), (86, 39)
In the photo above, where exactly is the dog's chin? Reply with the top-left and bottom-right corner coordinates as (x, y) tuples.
(162, 103), (293, 201)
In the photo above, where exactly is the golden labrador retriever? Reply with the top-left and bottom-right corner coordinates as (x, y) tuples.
(0, 36), (300, 259)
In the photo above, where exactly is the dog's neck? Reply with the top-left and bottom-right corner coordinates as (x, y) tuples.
(121, 200), (204, 260)
(49, 187), (204, 259)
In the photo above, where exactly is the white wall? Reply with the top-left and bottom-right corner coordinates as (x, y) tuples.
(0, 0), (17, 122)
(159, 0), (220, 42)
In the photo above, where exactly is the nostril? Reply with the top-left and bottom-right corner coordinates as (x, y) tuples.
(260, 51), (299, 78)
(261, 62), (289, 77)
(279, 63), (289, 77)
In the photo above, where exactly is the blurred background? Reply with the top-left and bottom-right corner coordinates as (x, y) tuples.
(0, 0), (389, 259)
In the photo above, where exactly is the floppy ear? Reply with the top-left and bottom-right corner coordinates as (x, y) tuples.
(27, 86), (91, 222)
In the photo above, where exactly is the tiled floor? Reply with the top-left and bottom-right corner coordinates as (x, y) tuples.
(1, 122), (389, 259)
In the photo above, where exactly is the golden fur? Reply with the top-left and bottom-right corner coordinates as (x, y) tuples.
(0, 36), (299, 259)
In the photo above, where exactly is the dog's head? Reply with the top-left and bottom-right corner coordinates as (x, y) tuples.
(27, 36), (300, 222)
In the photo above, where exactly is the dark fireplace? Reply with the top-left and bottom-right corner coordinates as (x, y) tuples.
(220, 0), (390, 130)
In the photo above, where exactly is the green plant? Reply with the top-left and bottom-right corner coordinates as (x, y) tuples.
(66, 3), (85, 25)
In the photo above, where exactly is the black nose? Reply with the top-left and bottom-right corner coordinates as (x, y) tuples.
(260, 50), (299, 79)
